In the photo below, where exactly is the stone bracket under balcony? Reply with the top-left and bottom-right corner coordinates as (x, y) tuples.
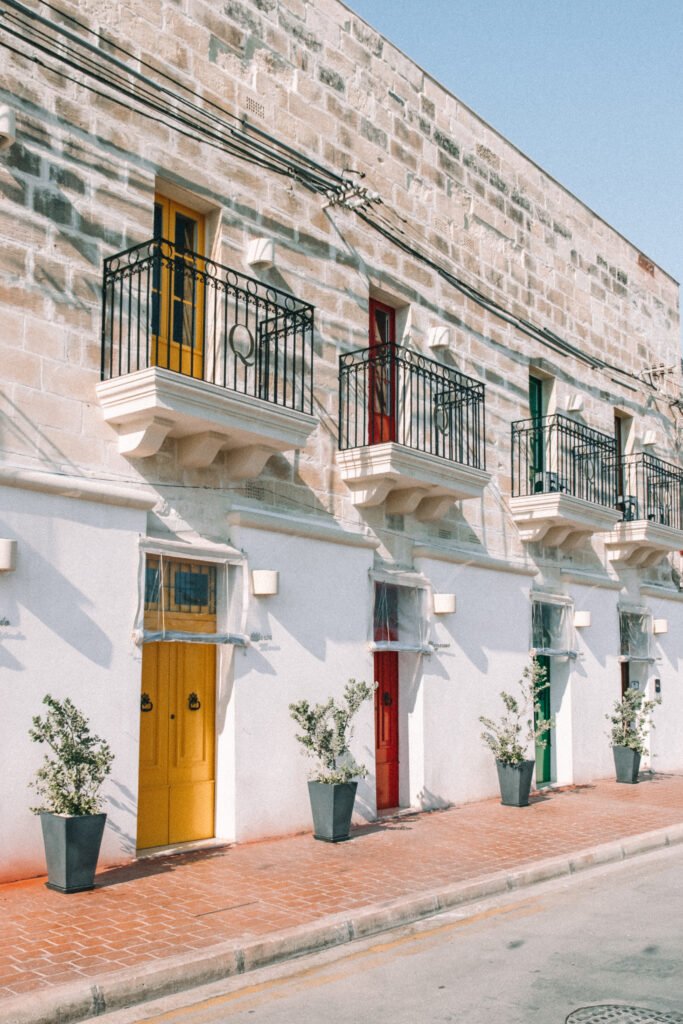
(604, 520), (683, 568)
(510, 492), (622, 548)
(336, 442), (490, 522)
(96, 367), (317, 476)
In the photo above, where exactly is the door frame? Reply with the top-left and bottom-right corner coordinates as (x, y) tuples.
(137, 554), (219, 850)
(152, 193), (206, 378)
(373, 581), (400, 809)
(534, 654), (552, 785)
(374, 650), (399, 810)
(368, 298), (397, 445)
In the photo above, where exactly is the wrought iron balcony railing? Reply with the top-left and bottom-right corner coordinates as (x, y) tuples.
(101, 238), (314, 413)
(511, 414), (617, 507)
(613, 452), (683, 529)
(338, 343), (486, 469)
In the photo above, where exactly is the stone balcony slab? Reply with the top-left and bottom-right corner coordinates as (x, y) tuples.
(96, 366), (317, 477)
(510, 492), (622, 549)
(604, 519), (683, 568)
(337, 442), (490, 522)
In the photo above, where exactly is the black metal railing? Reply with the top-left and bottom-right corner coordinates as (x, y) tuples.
(613, 453), (683, 529)
(338, 343), (486, 468)
(101, 238), (314, 413)
(511, 414), (617, 506)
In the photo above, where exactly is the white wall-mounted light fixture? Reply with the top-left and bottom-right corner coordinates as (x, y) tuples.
(566, 393), (584, 413)
(0, 106), (16, 151)
(252, 569), (279, 596)
(427, 326), (450, 351)
(0, 539), (17, 572)
(573, 610), (591, 628)
(245, 237), (275, 269)
(641, 430), (657, 447)
(433, 592), (456, 615)
(653, 618), (668, 635)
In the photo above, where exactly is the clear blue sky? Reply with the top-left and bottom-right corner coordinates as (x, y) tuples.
(345, 0), (683, 308)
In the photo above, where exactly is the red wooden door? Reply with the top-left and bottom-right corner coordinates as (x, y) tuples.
(369, 298), (396, 444)
(374, 581), (400, 809)
(374, 651), (399, 809)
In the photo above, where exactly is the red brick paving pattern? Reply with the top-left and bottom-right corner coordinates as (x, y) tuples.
(1, 774), (682, 1002)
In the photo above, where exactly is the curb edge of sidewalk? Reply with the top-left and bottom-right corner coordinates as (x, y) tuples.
(4, 822), (683, 1024)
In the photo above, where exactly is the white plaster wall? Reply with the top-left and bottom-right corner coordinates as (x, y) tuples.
(415, 558), (535, 806)
(565, 583), (622, 783)
(226, 524), (376, 842)
(214, 642), (238, 843)
(548, 655), (572, 786)
(0, 486), (146, 883)
(645, 595), (683, 773)
(399, 652), (425, 809)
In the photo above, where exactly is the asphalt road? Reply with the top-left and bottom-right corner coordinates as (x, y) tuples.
(102, 845), (683, 1024)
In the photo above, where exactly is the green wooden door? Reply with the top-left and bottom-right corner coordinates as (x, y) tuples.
(534, 654), (552, 784)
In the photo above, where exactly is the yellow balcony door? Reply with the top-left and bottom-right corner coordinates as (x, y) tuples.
(152, 195), (206, 379)
(137, 557), (217, 850)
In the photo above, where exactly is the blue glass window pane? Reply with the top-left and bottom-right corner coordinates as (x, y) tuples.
(145, 566), (160, 604)
(175, 571), (209, 607)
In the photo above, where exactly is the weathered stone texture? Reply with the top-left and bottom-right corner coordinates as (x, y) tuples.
(0, 0), (679, 570)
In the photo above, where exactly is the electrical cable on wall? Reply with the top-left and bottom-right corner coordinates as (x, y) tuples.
(0, 0), (348, 193)
(0, 0), (671, 402)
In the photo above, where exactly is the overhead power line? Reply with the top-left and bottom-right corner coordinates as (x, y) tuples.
(0, 0), (348, 194)
(0, 0), (664, 397)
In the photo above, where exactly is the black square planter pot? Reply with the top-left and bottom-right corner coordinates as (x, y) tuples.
(307, 781), (358, 842)
(496, 759), (535, 807)
(40, 812), (107, 893)
(612, 744), (641, 784)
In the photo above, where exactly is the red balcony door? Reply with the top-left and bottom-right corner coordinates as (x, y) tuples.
(369, 298), (397, 444)
(374, 582), (399, 809)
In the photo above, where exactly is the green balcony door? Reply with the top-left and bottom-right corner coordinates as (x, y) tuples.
(534, 654), (552, 784)
(529, 375), (545, 490)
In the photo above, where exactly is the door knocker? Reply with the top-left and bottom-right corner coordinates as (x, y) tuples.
(382, 691), (393, 707)
(188, 692), (201, 711)
(141, 693), (154, 712)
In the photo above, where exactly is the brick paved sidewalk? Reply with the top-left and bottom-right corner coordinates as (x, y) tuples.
(2, 774), (683, 1018)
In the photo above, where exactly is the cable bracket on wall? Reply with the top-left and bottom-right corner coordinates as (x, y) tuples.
(323, 177), (382, 212)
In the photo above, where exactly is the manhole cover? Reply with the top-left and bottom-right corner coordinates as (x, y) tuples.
(567, 1008), (683, 1023)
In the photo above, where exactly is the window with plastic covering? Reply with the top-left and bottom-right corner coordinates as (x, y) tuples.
(142, 554), (246, 645)
(531, 599), (575, 657)
(619, 609), (653, 662)
(372, 581), (430, 653)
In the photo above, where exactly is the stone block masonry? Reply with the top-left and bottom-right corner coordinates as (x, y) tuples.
(0, 0), (681, 881)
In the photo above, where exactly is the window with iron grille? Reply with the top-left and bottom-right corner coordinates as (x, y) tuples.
(145, 556), (217, 616)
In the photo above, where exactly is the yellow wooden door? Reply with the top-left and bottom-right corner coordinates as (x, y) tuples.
(138, 557), (218, 849)
(152, 194), (205, 379)
(137, 639), (216, 849)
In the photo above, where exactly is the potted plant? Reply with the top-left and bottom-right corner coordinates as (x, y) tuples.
(289, 679), (374, 842)
(29, 694), (114, 892)
(606, 686), (659, 784)
(479, 661), (553, 807)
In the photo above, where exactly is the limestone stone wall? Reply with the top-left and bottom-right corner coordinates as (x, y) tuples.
(0, 0), (680, 568)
